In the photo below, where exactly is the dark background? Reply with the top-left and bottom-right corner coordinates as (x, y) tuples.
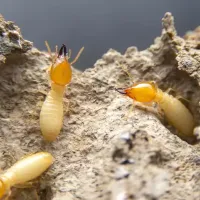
(1, 0), (199, 70)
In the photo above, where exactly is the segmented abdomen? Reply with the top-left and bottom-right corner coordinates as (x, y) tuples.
(0, 152), (53, 198)
(159, 92), (194, 137)
(40, 89), (63, 141)
(5, 152), (53, 184)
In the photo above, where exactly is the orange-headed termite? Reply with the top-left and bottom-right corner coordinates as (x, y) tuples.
(116, 81), (195, 137)
(40, 42), (84, 141)
(0, 152), (54, 199)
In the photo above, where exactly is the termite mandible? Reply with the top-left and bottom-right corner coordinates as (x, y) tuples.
(40, 42), (84, 141)
(116, 67), (195, 137)
(0, 152), (54, 199)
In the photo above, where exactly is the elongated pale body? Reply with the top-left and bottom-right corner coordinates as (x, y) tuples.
(39, 42), (84, 141)
(155, 89), (194, 136)
(117, 81), (195, 137)
(0, 152), (54, 198)
(40, 83), (65, 141)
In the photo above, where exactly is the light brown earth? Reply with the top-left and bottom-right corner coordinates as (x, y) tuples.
(1, 12), (200, 200)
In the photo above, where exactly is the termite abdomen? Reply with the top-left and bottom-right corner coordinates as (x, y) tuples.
(0, 152), (54, 198)
(40, 83), (64, 141)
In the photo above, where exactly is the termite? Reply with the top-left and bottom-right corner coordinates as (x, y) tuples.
(40, 42), (84, 141)
(116, 79), (195, 137)
(0, 152), (54, 199)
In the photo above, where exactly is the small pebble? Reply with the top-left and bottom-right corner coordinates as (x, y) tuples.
(115, 167), (130, 180)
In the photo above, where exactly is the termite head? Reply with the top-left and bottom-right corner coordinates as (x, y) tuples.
(116, 81), (157, 102)
(50, 44), (72, 86)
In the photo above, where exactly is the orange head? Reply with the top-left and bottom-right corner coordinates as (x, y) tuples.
(116, 82), (157, 102)
(50, 44), (72, 86)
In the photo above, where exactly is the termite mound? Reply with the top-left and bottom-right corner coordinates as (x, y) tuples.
(1, 12), (200, 200)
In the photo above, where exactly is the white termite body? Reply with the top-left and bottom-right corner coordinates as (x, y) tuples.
(39, 42), (84, 141)
(40, 83), (65, 141)
(155, 89), (194, 137)
(0, 152), (54, 198)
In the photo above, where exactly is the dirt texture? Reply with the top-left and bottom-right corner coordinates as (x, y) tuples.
(1, 12), (200, 200)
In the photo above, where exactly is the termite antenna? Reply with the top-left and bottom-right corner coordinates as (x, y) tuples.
(45, 41), (53, 61)
(115, 88), (126, 95)
(58, 44), (68, 58)
(119, 64), (135, 82)
(70, 47), (84, 65)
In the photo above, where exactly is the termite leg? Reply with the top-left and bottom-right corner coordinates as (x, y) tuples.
(165, 87), (176, 95)
(70, 47), (84, 65)
(139, 101), (156, 113)
(134, 101), (163, 119)
(156, 105), (164, 118)
(119, 64), (135, 82)
(176, 95), (191, 105)
(142, 101), (163, 115)
(165, 88), (190, 104)
(175, 95), (189, 101)
(165, 86), (191, 104)
(150, 81), (158, 89)
(14, 181), (36, 189)
(123, 103), (135, 120)
(142, 102), (155, 107)
(38, 90), (48, 96)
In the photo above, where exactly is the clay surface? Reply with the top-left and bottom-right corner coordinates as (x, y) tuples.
(1, 13), (200, 200)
